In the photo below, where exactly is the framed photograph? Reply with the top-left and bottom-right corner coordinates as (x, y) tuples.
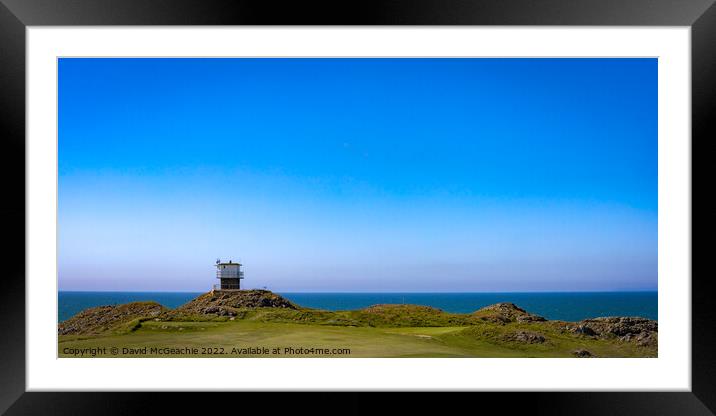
(1, 0), (711, 413)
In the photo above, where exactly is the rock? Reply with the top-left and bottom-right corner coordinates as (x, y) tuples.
(635, 332), (657, 347)
(573, 349), (593, 357)
(517, 315), (547, 323)
(571, 325), (597, 336)
(169, 290), (298, 317)
(504, 331), (547, 344)
(473, 303), (546, 324)
(577, 317), (657, 345)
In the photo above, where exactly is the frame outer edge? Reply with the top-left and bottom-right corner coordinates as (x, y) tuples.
(0, 0), (715, 25)
(0, 0), (712, 413)
(0, 1), (26, 415)
(691, 1), (716, 414)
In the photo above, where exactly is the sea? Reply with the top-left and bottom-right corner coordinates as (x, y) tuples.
(58, 291), (657, 323)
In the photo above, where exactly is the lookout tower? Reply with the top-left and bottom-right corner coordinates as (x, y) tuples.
(214, 259), (244, 290)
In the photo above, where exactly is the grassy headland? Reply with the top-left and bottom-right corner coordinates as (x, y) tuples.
(58, 290), (657, 358)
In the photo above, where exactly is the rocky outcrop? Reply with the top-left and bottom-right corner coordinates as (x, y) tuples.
(580, 317), (657, 336)
(472, 302), (547, 324)
(170, 289), (297, 317)
(572, 349), (593, 357)
(566, 317), (657, 346)
(58, 301), (166, 335)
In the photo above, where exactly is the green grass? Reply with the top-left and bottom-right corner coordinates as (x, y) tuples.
(58, 319), (656, 358)
(165, 305), (486, 327)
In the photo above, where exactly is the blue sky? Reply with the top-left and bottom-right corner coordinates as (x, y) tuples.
(58, 58), (657, 292)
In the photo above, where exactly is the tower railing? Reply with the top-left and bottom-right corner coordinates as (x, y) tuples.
(216, 270), (244, 279)
(213, 283), (242, 291)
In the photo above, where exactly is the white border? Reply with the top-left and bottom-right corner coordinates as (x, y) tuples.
(27, 27), (691, 391)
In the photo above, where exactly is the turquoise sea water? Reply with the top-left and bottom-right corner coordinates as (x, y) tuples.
(58, 291), (657, 323)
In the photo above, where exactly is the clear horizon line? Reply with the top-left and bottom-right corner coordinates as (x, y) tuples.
(58, 289), (658, 294)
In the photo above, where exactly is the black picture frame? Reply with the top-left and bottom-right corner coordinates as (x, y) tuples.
(0, 0), (710, 414)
